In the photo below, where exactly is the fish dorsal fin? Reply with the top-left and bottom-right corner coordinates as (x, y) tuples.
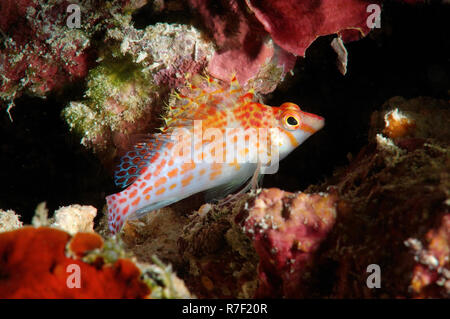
(161, 74), (254, 132)
(114, 133), (172, 189)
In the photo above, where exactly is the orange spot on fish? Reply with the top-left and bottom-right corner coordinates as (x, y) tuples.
(143, 186), (153, 194)
(156, 188), (166, 195)
(154, 159), (167, 176)
(169, 183), (177, 190)
(131, 197), (140, 206)
(122, 205), (129, 216)
(209, 170), (222, 180)
(199, 168), (206, 175)
(181, 174), (194, 187)
(150, 153), (160, 163)
(129, 189), (137, 198)
(119, 198), (126, 204)
(166, 142), (174, 150)
(180, 162), (196, 174)
(144, 173), (152, 180)
(168, 168), (178, 178)
(145, 194), (151, 200)
(155, 177), (167, 188)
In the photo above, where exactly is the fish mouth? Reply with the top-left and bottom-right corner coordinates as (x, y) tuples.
(300, 111), (325, 133)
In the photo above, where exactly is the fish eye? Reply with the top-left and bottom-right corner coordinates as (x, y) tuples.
(283, 113), (301, 130)
(287, 116), (298, 126)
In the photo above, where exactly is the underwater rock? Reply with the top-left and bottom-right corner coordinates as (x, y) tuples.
(188, 0), (296, 88)
(118, 96), (449, 299)
(0, 226), (192, 298)
(148, 189), (336, 298)
(306, 96), (449, 298)
(121, 206), (190, 270)
(0, 210), (23, 232)
(241, 189), (338, 298)
(405, 213), (450, 298)
(177, 195), (259, 298)
(62, 21), (214, 164)
(0, 0), (146, 113)
(25, 202), (97, 235)
(52, 204), (97, 235)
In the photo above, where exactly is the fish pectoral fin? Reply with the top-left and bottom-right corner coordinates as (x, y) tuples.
(204, 173), (253, 203)
(127, 198), (180, 220)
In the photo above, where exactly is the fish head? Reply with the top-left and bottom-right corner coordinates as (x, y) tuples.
(273, 102), (325, 160)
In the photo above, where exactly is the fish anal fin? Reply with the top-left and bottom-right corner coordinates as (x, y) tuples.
(204, 173), (252, 203)
(128, 198), (180, 220)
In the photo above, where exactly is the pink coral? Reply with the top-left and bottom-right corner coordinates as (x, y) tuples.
(246, 0), (379, 56)
(0, 0), (137, 110)
(190, 0), (384, 87)
(241, 189), (337, 298)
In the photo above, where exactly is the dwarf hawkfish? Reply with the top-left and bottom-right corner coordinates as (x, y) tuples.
(106, 74), (324, 233)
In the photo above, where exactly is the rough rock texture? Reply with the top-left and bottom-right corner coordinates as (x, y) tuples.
(307, 96), (449, 298)
(120, 190), (338, 298)
(0, 210), (23, 232)
(405, 214), (450, 298)
(0, 0), (147, 113)
(119, 96), (449, 298)
(62, 21), (214, 165)
(52, 204), (97, 235)
(242, 189), (337, 298)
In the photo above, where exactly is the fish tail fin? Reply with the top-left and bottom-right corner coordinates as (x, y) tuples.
(106, 193), (131, 234)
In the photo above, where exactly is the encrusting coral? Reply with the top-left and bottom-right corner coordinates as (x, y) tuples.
(0, 203), (191, 299)
(117, 95), (449, 298)
(0, 227), (151, 298)
(190, 0), (384, 87)
(1, 0), (446, 300)
(62, 19), (215, 164)
(0, 210), (23, 232)
(0, 0), (148, 115)
(306, 96), (450, 298)
(120, 189), (337, 298)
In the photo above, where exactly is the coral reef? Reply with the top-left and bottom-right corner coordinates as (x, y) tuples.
(0, 210), (23, 232)
(62, 20), (214, 163)
(242, 189), (337, 298)
(29, 202), (96, 234)
(0, 226), (192, 298)
(405, 214), (450, 298)
(0, 227), (150, 298)
(118, 96), (449, 298)
(189, 0), (382, 88)
(305, 96), (450, 298)
(0, 0), (147, 114)
(120, 189), (337, 298)
(0, 0), (447, 300)
(52, 204), (97, 235)
(177, 196), (259, 298)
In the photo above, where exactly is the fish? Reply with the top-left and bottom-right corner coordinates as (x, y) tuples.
(106, 74), (324, 234)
